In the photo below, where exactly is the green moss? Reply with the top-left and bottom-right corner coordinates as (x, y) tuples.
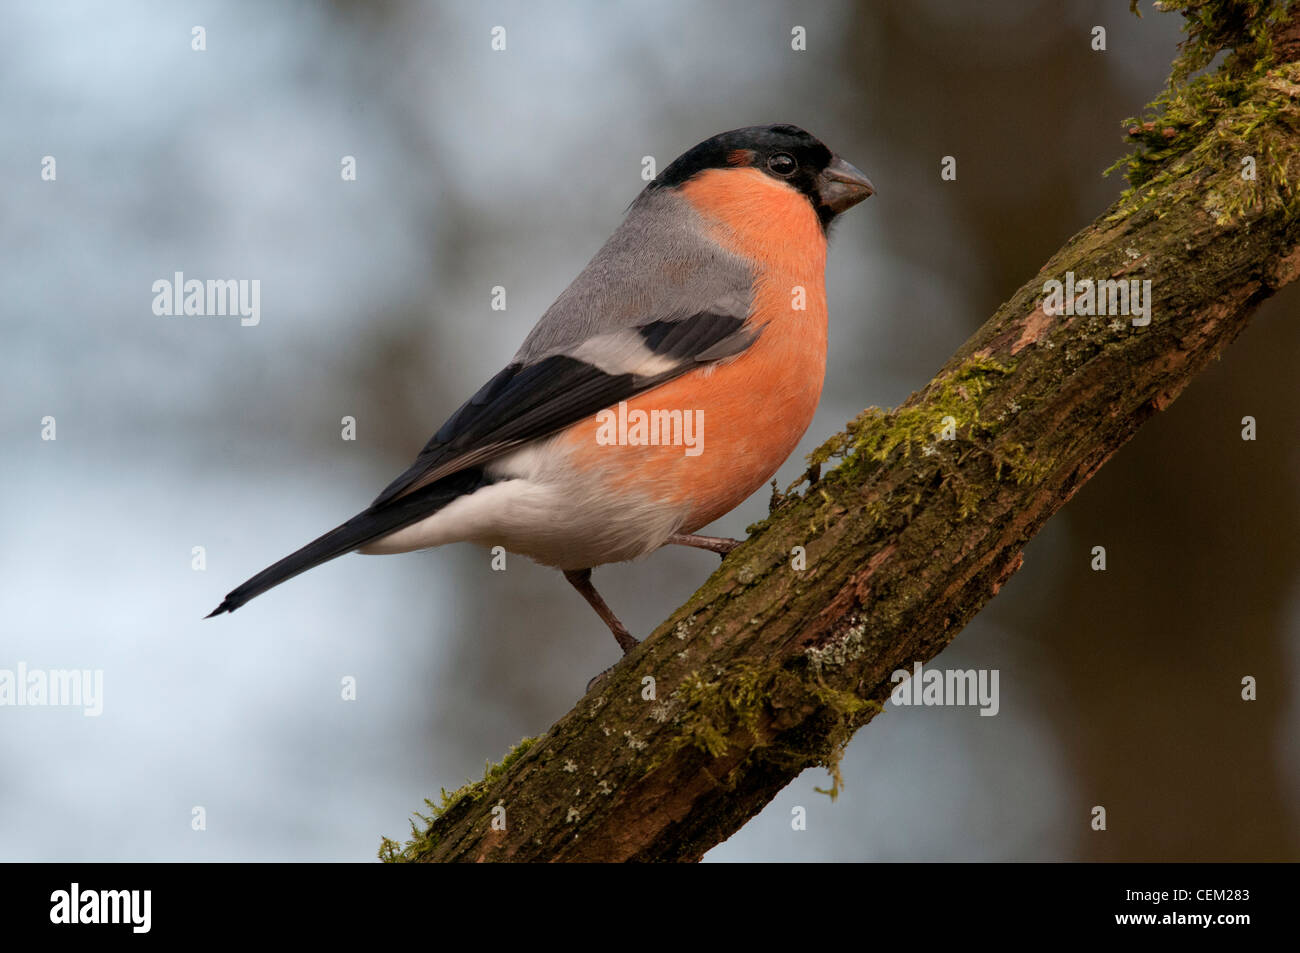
(1106, 0), (1300, 222)
(666, 651), (885, 799)
(808, 679), (880, 723)
(806, 680), (883, 800)
(378, 736), (538, 862)
(752, 358), (1036, 545)
(792, 356), (1043, 510)
(812, 740), (851, 801)
(812, 357), (1012, 470)
(672, 662), (772, 757)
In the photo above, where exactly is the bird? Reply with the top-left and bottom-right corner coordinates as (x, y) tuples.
(207, 123), (873, 665)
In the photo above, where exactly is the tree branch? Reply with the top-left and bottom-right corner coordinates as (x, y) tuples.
(383, 0), (1300, 863)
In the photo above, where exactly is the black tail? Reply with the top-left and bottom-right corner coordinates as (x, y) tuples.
(206, 468), (492, 617)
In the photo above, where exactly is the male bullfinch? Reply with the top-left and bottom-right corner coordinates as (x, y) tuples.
(208, 123), (874, 659)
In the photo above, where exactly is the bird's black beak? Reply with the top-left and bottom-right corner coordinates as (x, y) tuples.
(818, 156), (875, 215)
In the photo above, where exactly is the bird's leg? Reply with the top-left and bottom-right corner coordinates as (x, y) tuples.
(563, 568), (639, 654)
(665, 532), (742, 557)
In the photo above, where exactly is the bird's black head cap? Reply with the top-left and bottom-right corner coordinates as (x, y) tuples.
(648, 124), (870, 228)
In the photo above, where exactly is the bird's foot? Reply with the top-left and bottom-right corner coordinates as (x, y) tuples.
(564, 567), (641, 665)
(586, 663), (620, 694)
(666, 532), (742, 558)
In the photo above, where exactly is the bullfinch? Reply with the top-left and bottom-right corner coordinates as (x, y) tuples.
(208, 123), (874, 659)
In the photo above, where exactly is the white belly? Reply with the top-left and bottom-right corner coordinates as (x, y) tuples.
(357, 438), (691, 570)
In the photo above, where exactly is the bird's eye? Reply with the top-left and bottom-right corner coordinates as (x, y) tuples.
(767, 153), (797, 176)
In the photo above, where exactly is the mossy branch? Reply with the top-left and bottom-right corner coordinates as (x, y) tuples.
(382, 0), (1300, 863)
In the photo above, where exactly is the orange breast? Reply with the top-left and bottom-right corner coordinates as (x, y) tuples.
(557, 167), (829, 532)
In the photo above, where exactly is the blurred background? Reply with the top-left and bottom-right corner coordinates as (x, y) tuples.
(2, 0), (1296, 861)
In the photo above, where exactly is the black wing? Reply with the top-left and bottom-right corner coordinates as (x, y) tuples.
(371, 312), (757, 506)
(207, 313), (758, 617)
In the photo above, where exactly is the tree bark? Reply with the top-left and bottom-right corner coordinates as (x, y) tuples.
(383, 0), (1300, 863)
